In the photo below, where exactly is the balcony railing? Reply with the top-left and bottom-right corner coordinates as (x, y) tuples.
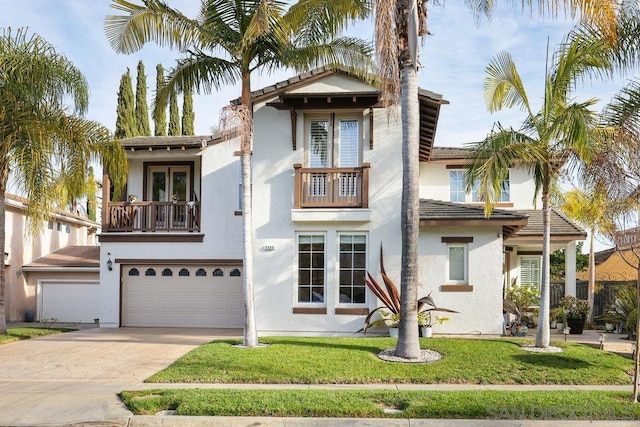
(293, 163), (369, 208)
(105, 200), (201, 232)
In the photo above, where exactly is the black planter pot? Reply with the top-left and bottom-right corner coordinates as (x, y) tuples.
(567, 317), (586, 334)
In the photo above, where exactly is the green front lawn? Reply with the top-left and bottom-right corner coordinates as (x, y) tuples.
(147, 337), (633, 385)
(0, 327), (72, 344)
(121, 389), (640, 420)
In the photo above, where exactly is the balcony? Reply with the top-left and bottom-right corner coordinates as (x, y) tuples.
(105, 200), (201, 232)
(293, 163), (369, 209)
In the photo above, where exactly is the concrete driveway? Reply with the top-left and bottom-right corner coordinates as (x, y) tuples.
(0, 327), (240, 426)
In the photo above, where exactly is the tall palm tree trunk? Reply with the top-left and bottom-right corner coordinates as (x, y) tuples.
(241, 71), (258, 347)
(633, 267), (640, 402)
(536, 174), (551, 348)
(0, 184), (6, 335)
(395, 0), (421, 359)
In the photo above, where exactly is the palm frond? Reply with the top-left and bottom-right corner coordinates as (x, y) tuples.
(484, 51), (532, 116)
(105, 0), (200, 53)
(465, 126), (542, 216)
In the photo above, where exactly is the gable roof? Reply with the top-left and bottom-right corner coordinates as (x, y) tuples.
(21, 246), (99, 271)
(508, 209), (587, 242)
(428, 146), (472, 163)
(419, 199), (529, 238)
(245, 66), (448, 159)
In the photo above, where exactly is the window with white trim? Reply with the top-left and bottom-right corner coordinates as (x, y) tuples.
(447, 244), (468, 284)
(450, 170), (465, 202)
(306, 114), (361, 168)
(520, 256), (541, 290)
(338, 234), (367, 304)
(297, 235), (325, 303)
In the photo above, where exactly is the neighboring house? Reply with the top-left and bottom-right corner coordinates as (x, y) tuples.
(21, 246), (100, 323)
(4, 194), (99, 321)
(98, 67), (586, 335)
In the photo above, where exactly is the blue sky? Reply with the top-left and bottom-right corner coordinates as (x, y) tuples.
(0, 1), (630, 147)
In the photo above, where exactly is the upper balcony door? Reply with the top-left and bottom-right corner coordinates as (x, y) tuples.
(307, 114), (360, 169)
(300, 113), (364, 207)
(148, 166), (190, 228)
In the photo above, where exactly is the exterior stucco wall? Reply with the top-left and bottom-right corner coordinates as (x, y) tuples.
(250, 76), (404, 335)
(419, 163), (541, 209)
(4, 202), (97, 321)
(99, 141), (244, 327)
(418, 225), (504, 335)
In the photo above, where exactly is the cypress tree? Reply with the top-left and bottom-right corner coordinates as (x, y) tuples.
(181, 86), (195, 135)
(168, 91), (180, 136)
(135, 60), (151, 136)
(154, 64), (167, 136)
(115, 68), (136, 138)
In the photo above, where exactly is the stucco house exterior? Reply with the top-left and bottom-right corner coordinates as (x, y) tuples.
(4, 194), (99, 322)
(98, 67), (586, 335)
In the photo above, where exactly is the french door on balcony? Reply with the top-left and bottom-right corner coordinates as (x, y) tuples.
(148, 166), (190, 228)
(306, 114), (361, 202)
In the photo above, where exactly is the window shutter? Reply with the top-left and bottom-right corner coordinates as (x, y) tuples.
(309, 120), (329, 167)
(449, 246), (466, 281)
(338, 120), (359, 167)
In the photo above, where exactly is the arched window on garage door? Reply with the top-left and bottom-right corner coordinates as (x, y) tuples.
(179, 268), (190, 276)
(162, 268), (173, 276)
(213, 268), (224, 276)
(128, 268), (139, 276)
(145, 268), (156, 276)
(230, 268), (241, 277)
(196, 268), (207, 276)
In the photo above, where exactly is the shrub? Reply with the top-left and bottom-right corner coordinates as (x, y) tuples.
(559, 296), (590, 320)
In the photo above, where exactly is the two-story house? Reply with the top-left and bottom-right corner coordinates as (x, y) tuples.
(98, 67), (585, 335)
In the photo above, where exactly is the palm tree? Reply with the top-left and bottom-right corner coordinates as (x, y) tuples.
(104, 0), (373, 347)
(369, 0), (619, 359)
(558, 188), (615, 322)
(465, 28), (614, 348)
(0, 27), (127, 334)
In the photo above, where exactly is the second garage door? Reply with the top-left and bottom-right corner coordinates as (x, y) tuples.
(122, 265), (243, 327)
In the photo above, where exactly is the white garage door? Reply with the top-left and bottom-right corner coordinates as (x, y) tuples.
(122, 265), (243, 327)
(39, 281), (100, 323)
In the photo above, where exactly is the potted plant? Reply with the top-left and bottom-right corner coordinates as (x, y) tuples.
(504, 284), (539, 336)
(419, 313), (450, 338)
(559, 296), (590, 334)
(360, 248), (457, 336)
(551, 307), (566, 332)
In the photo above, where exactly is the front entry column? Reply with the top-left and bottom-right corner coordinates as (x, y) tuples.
(565, 240), (577, 297)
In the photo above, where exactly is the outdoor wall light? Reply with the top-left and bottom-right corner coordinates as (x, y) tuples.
(107, 253), (113, 271)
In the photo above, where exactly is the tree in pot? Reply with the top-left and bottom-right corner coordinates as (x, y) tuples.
(560, 296), (590, 334)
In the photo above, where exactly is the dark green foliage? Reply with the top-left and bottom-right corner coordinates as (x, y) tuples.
(135, 61), (151, 136)
(168, 91), (180, 136)
(154, 64), (167, 136)
(115, 68), (137, 138)
(181, 86), (194, 135)
(550, 242), (589, 280)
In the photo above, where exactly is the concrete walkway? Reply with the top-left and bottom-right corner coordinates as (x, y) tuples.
(0, 325), (637, 426)
(0, 326), (238, 426)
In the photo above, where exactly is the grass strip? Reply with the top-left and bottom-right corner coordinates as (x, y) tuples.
(0, 327), (72, 345)
(121, 389), (640, 420)
(146, 337), (633, 385)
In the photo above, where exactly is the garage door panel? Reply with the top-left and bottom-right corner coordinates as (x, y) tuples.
(122, 265), (243, 328)
(40, 282), (99, 323)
